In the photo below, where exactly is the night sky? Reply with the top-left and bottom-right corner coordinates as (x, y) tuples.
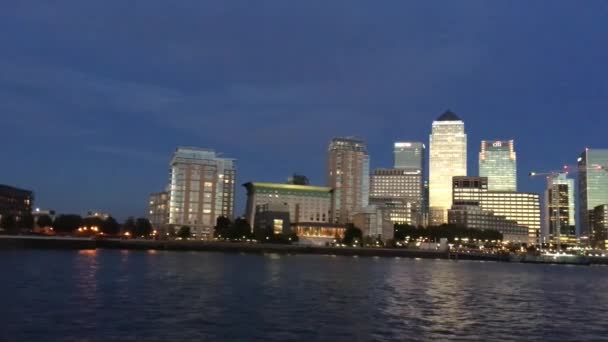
(1, 1), (607, 220)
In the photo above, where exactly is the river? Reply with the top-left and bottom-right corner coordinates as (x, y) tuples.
(1, 249), (607, 341)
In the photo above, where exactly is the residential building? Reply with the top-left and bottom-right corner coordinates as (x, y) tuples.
(479, 140), (517, 191)
(592, 204), (608, 249)
(352, 205), (394, 242)
(0, 184), (33, 225)
(448, 204), (529, 243)
(544, 173), (576, 247)
(429, 111), (467, 225)
(168, 147), (236, 239)
(453, 176), (541, 245)
(327, 137), (370, 224)
(578, 148), (608, 240)
(394, 142), (425, 170)
(149, 191), (169, 231)
(369, 168), (423, 225)
(243, 182), (332, 228)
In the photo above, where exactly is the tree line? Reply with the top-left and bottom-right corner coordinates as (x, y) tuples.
(394, 223), (503, 243)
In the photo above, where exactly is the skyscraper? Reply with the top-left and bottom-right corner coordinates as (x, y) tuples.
(327, 137), (370, 224)
(429, 111), (467, 225)
(578, 148), (608, 242)
(544, 173), (576, 246)
(168, 147), (236, 239)
(394, 142), (425, 170)
(479, 140), (517, 191)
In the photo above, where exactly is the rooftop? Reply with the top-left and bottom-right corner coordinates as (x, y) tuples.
(436, 110), (461, 122)
(243, 182), (332, 193)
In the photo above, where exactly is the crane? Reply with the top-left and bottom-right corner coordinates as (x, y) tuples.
(529, 164), (608, 251)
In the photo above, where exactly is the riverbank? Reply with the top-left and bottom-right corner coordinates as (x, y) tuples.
(0, 235), (505, 261)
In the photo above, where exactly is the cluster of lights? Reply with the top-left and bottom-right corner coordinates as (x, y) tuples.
(77, 226), (99, 233)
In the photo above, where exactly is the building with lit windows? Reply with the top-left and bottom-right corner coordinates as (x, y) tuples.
(577, 148), (608, 242)
(369, 168), (422, 225)
(592, 204), (608, 249)
(149, 191), (169, 231)
(452, 176), (541, 245)
(0, 184), (33, 226)
(327, 137), (370, 224)
(544, 173), (576, 246)
(254, 203), (291, 235)
(243, 182), (333, 228)
(479, 140), (517, 191)
(448, 204), (529, 243)
(168, 147), (236, 239)
(429, 111), (467, 225)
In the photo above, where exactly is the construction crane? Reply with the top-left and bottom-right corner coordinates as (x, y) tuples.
(529, 164), (608, 251)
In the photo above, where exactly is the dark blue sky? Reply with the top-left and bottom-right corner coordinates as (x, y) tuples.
(1, 1), (607, 220)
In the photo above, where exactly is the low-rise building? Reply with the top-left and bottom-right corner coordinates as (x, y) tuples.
(292, 222), (347, 246)
(0, 184), (33, 226)
(254, 203), (291, 235)
(448, 204), (529, 243)
(352, 205), (394, 242)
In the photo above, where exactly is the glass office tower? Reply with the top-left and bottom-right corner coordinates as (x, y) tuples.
(429, 111), (467, 225)
(479, 140), (517, 191)
(578, 148), (608, 243)
(394, 142), (425, 170)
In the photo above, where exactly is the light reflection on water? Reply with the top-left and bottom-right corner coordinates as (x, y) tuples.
(1, 250), (608, 341)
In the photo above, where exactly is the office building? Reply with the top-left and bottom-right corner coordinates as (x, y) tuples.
(369, 168), (423, 225)
(592, 205), (608, 249)
(327, 137), (370, 224)
(544, 173), (576, 247)
(448, 204), (529, 243)
(243, 182), (333, 228)
(352, 205), (394, 242)
(479, 140), (517, 191)
(394, 142), (425, 170)
(254, 203), (291, 235)
(149, 191), (169, 231)
(453, 176), (541, 245)
(578, 148), (608, 240)
(429, 111), (467, 225)
(0, 184), (33, 226)
(168, 147), (236, 239)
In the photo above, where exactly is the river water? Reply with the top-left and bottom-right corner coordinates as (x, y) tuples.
(1, 249), (607, 341)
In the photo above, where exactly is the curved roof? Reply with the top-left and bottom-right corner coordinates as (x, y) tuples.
(436, 110), (461, 121)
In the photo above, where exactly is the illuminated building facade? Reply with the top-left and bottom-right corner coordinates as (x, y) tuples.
(448, 204), (529, 243)
(149, 191), (169, 230)
(327, 137), (370, 224)
(453, 176), (541, 245)
(429, 111), (467, 225)
(544, 173), (576, 246)
(578, 148), (608, 242)
(479, 140), (517, 191)
(592, 204), (608, 249)
(394, 142), (425, 170)
(369, 168), (422, 225)
(168, 147), (236, 239)
(243, 182), (332, 227)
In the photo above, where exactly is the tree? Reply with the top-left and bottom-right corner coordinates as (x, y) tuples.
(101, 216), (120, 235)
(36, 214), (54, 228)
(19, 213), (34, 230)
(214, 216), (232, 238)
(0, 214), (17, 233)
(343, 224), (363, 246)
(53, 214), (83, 234)
(178, 226), (191, 239)
(134, 218), (153, 238)
(232, 218), (252, 240)
(123, 217), (136, 235)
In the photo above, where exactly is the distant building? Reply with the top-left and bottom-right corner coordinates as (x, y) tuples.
(452, 176), (541, 245)
(429, 111), (467, 225)
(577, 148), (608, 241)
(167, 147), (236, 239)
(243, 182), (333, 228)
(254, 203), (291, 236)
(32, 208), (56, 229)
(592, 204), (608, 249)
(544, 173), (576, 247)
(287, 174), (310, 185)
(369, 168), (423, 226)
(327, 137), (370, 224)
(0, 184), (33, 225)
(394, 142), (425, 170)
(448, 204), (528, 243)
(352, 206), (394, 242)
(149, 191), (169, 231)
(479, 140), (517, 191)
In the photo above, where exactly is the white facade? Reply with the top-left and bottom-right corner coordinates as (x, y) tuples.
(429, 112), (467, 225)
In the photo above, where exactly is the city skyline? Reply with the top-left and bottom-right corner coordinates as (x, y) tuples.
(1, 2), (608, 219)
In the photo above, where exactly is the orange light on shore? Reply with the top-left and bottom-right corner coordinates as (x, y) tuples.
(124, 232), (131, 237)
